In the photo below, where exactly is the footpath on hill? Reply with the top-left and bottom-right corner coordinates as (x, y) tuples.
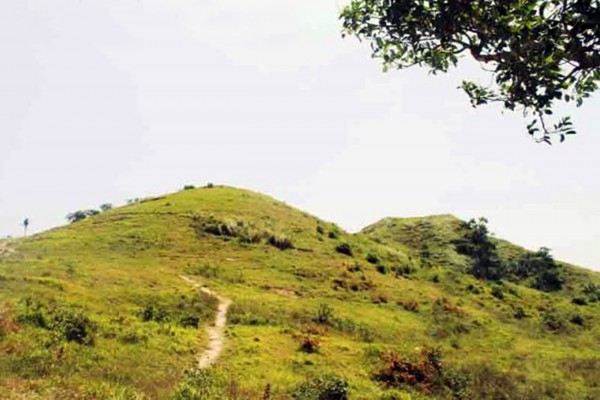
(180, 275), (232, 368)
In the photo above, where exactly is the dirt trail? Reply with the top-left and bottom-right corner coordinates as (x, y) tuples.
(180, 275), (232, 369)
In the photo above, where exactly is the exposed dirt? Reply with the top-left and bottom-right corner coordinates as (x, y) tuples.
(180, 275), (231, 369)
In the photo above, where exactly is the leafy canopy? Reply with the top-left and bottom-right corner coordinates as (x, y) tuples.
(341, 0), (600, 143)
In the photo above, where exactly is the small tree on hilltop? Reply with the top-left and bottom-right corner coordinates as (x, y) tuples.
(66, 209), (100, 224)
(22, 218), (29, 237)
(454, 218), (505, 281)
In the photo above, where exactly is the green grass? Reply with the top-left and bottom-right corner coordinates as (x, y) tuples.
(0, 186), (599, 399)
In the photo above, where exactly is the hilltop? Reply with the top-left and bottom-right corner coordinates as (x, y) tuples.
(0, 186), (598, 399)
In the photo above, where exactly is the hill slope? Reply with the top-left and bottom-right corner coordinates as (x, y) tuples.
(0, 186), (598, 399)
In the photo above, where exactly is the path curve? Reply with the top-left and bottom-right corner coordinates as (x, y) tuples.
(180, 275), (232, 369)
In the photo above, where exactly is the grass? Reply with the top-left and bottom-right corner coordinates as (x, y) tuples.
(0, 186), (599, 399)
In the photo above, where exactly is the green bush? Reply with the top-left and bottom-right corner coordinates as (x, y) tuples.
(376, 264), (388, 274)
(290, 375), (349, 400)
(268, 234), (294, 250)
(315, 304), (334, 325)
(335, 243), (353, 257)
(171, 368), (224, 400)
(366, 252), (380, 265)
(50, 308), (96, 345)
(491, 285), (505, 300)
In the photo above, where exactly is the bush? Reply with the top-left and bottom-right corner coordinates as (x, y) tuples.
(183, 185), (195, 190)
(16, 300), (96, 345)
(268, 234), (294, 250)
(394, 265), (414, 277)
(572, 297), (587, 306)
(401, 301), (419, 313)
(315, 304), (334, 325)
(335, 242), (353, 257)
(366, 252), (380, 265)
(298, 336), (321, 353)
(171, 368), (224, 400)
(374, 348), (443, 394)
(542, 311), (567, 332)
(376, 264), (388, 274)
(316, 225), (325, 235)
(290, 375), (349, 400)
(491, 285), (505, 300)
(50, 308), (96, 345)
(466, 284), (481, 294)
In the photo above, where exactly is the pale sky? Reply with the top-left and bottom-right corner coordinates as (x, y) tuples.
(1, 1), (599, 271)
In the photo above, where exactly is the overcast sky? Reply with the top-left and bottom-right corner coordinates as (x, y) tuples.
(1, 0), (599, 271)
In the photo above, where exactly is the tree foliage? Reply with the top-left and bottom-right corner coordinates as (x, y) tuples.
(341, 0), (600, 143)
(511, 246), (564, 291)
(454, 218), (505, 281)
(66, 209), (100, 224)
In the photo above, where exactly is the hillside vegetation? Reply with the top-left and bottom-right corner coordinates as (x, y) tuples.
(0, 186), (598, 399)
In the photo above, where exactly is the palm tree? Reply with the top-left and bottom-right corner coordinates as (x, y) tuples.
(23, 218), (29, 237)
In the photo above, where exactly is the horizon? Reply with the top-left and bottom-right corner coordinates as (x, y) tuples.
(3, 183), (599, 273)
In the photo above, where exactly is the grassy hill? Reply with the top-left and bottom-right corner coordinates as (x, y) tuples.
(0, 186), (598, 399)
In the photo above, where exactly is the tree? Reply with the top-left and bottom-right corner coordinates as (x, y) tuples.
(512, 247), (564, 291)
(340, 0), (600, 143)
(453, 218), (505, 280)
(99, 203), (113, 212)
(22, 218), (29, 237)
(66, 209), (100, 224)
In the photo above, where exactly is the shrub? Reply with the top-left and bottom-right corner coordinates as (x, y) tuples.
(50, 308), (96, 345)
(180, 315), (201, 328)
(401, 301), (419, 313)
(268, 234), (294, 250)
(376, 264), (388, 274)
(298, 336), (321, 353)
(466, 284), (481, 294)
(346, 263), (362, 273)
(366, 252), (380, 265)
(513, 306), (527, 320)
(491, 285), (505, 300)
(572, 297), (587, 306)
(141, 305), (168, 323)
(328, 228), (340, 239)
(183, 185), (195, 190)
(394, 265), (414, 277)
(570, 314), (585, 326)
(374, 348), (443, 394)
(315, 304), (334, 325)
(120, 328), (148, 344)
(335, 242), (353, 257)
(205, 182), (215, 188)
(15, 301), (47, 329)
(372, 293), (389, 304)
(316, 225), (325, 235)
(171, 368), (224, 400)
(290, 375), (349, 400)
(542, 311), (567, 332)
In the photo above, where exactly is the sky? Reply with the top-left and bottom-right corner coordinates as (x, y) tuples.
(1, 0), (599, 271)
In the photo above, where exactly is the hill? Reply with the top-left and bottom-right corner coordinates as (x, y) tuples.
(0, 186), (598, 399)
